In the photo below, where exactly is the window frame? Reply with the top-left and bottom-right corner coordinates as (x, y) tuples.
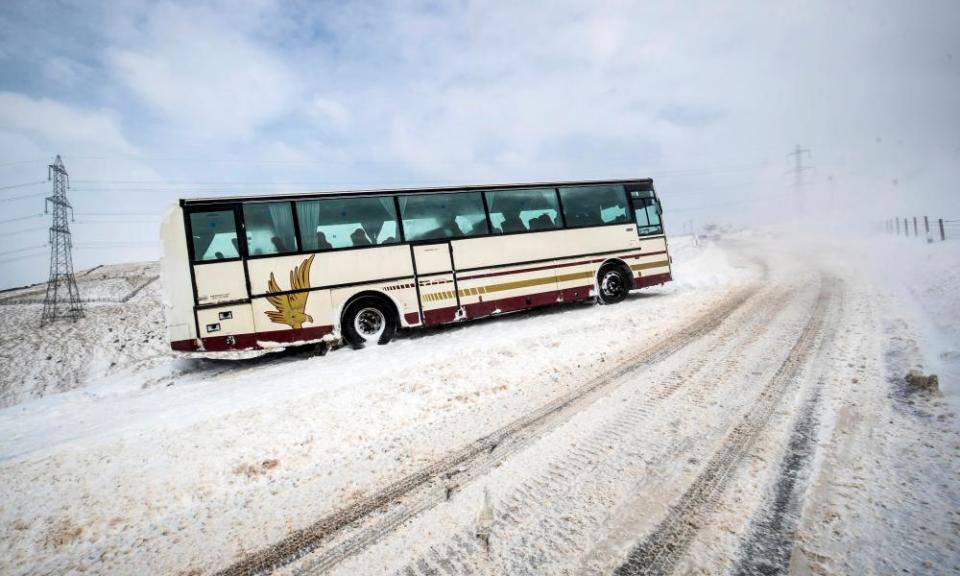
(241, 200), (301, 258)
(398, 190), (492, 243)
(483, 187), (565, 236)
(184, 203), (245, 265)
(292, 194), (403, 253)
(556, 184), (632, 230)
(627, 187), (665, 237)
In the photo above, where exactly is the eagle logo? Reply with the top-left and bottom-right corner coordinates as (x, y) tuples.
(264, 254), (315, 329)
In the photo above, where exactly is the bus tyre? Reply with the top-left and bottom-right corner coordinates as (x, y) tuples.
(342, 297), (397, 349)
(597, 264), (630, 305)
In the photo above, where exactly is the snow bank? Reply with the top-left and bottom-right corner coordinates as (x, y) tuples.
(0, 262), (167, 408)
(863, 235), (960, 408)
(669, 234), (751, 289)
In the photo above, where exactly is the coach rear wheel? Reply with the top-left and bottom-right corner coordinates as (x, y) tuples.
(342, 297), (397, 349)
(597, 264), (630, 305)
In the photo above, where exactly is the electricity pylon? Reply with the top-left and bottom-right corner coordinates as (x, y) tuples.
(40, 155), (83, 326)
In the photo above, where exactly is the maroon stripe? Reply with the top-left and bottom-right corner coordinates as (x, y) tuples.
(634, 272), (672, 289)
(171, 339), (200, 352)
(422, 307), (459, 326)
(191, 324), (334, 352)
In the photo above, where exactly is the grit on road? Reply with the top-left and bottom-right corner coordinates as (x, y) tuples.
(0, 234), (957, 576)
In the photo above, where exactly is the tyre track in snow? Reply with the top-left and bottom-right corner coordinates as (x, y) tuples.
(383, 284), (801, 576)
(729, 282), (843, 576)
(613, 276), (835, 576)
(212, 280), (765, 576)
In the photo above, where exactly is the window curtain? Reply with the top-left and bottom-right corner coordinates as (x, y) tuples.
(267, 202), (294, 252)
(297, 201), (321, 250)
(369, 197), (396, 243)
(486, 191), (500, 213)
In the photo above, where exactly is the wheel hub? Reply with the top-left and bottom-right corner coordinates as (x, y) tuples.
(354, 307), (386, 340)
(602, 271), (623, 297)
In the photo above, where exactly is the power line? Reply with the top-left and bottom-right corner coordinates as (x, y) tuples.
(74, 241), (157, 247)
(0, 225), (48, 238)
(0, 159), (49, 169)
(0, 192), (47, 203)
(75, 219), (160, 224)
(0, 250), (48, 265)
(0, 244), (47, 257)
(0, 180), (46, 192)
(0, 213), (44, 225)
(68, 161), (778, 189)
(76, 211), (162, 216)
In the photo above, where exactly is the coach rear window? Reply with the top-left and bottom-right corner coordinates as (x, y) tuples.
(189, 209), (240, 262)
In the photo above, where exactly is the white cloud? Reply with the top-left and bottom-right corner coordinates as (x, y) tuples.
(307, 96), (351, 131)
(107, 2), (300, 141)
(0, 92), (137, 155)
(42, 57), (88, 88)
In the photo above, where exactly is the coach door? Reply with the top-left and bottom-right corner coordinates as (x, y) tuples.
(184, 204), (256, 346)
(412, 242), (461, 326)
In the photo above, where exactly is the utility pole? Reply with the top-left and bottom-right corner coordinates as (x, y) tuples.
(786, 145), (812, 218)
(40, 155), (83, 326)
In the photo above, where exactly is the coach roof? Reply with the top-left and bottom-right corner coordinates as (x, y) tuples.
(179, 177), (655, 207)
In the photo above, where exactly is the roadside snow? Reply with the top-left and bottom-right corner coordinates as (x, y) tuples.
(862, 236), (960, 409)
(0, 235), (752, 575)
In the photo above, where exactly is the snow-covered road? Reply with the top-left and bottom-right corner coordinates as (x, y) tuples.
(1, 234), (957, 575)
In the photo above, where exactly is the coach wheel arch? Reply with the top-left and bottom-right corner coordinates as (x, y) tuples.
(595, 259), (632, 305)
(339, 291), (400, 349)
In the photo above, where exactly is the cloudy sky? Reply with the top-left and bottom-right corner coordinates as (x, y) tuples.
(1, 0), (958, 288)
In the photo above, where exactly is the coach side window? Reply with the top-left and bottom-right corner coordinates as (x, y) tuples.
(486, 188), (562, 234)
(400, 192), (490, 241)
(242, 202), (299, 256)
(558, 185), (631, 228)
(189, 209), (240, 262)
(296, 196), (400, 250)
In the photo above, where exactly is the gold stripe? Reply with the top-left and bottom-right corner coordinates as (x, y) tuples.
(554, 270), (595, 284)
(427, 263), (663, 303)
(630, 259), (670, 272)
(482, 275), (554, 294)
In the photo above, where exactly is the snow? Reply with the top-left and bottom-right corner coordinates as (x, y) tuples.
(0, 232), (957, 575)
(0, 262), (167, 409)
(861, 235), (960, 409)
(0, 234), (751, 575)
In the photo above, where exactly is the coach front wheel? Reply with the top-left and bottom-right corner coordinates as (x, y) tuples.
(597, 264), (630, 305)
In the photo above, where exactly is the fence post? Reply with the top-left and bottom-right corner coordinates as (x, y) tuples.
(913, 217), (918, 236)
(940, 218), (946, 241)
(924, 216), (930, 236)
(896, 217), (900, 235)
